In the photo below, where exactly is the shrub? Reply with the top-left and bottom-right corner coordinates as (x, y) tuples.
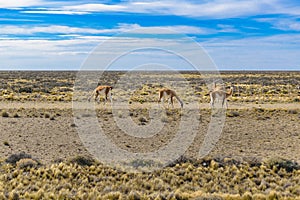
(3, 141), (9, 146)
(128, 191), (141, 200)
(8, 192), (19, 200)
(13, 113), (19, 118)
(129, 159), (158, 168)
(1, 111), (9, 117)
(264, 157), (300, 172)
(161, 115), (169, 123)
(70, 123), (76, 127)
(53, 158), (65, 163)
(166, 155), (196, 167)
(16, 158), (38, 169)
(129, 112), (134, 116)
(293, 98), (300, 102)
(103, 192), (122, 200)
(18, 87), (32, 93)
(216, 157), (242, 167)
(243, 156), (262, 167)
(242, 191), (253, 200)
(6, 152), (33, 165)
(69, 155), (96, 166)
(118, 111), (123, 118)
(138, 117), (147, 123)
(288, 109), (297, 114)
(227, 111), (240, 117)
(255, 108), (265, 113)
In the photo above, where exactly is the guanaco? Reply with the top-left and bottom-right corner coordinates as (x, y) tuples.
(210, 85), (233, 108)
(158, 88), (183, 108)
(88, 85), (113, 104)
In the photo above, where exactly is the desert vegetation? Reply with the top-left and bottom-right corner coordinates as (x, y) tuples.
(0, 71), (299, 199)
(1, 154), (300, 199)
(0, 71), (299, 103)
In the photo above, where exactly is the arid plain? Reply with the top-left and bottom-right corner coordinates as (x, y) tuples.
(0, 71), (300, 199)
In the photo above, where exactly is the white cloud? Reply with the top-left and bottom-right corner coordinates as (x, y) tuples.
(62, 3), (126, 12)
(217, 24), (239, 33)
(0, 0), (74, 9)
(22, 10), (88, 15)
(202, 34), (300, 70)
(164, 25), (214, 34)
(2, 0), (300, 19)
(0, 25), (128, 35)
(0, 38), (97, 69)
(0, 0), (44, 8)
(0, 18), (40, 22)
(116, 24), (214, 34)
(1, 31), (299, 70)
(23, 0), (298, 19)
(0, 33), (216, 70)
(257, 17), (300, 31)
(0, 24), (214, 36)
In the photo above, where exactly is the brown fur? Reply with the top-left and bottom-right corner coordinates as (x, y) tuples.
(158, 88), (183, 108)
(88, 85), (113, 103)
(210, 85), (233, 108)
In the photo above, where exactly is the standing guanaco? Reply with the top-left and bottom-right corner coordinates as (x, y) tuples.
(158, 88), (183, 108)
(210, 84), (233, 108)
(88, 85), (113, 104)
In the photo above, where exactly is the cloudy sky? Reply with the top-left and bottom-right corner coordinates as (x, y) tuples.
(0, 0), (300, 70)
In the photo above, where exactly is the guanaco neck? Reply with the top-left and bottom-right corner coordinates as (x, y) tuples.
(226, 87), (233, 98)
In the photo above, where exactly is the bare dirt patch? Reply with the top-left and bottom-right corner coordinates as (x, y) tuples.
(0, 101), (299, 165)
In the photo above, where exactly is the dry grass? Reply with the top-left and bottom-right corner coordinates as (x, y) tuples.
(0, 71), (299, 199)
(0, 155), (300, 199)
(0, 71), (299, 103)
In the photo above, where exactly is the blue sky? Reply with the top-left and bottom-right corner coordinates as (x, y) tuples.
(0, 0), (300, 70)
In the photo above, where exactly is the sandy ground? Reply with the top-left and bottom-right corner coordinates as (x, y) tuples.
(0, 101), (299, 165)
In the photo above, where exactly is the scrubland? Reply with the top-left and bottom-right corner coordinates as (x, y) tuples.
(0, 71), (299, 199)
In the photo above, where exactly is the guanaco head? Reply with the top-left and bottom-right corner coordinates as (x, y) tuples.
(226, 85), (234, 96)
